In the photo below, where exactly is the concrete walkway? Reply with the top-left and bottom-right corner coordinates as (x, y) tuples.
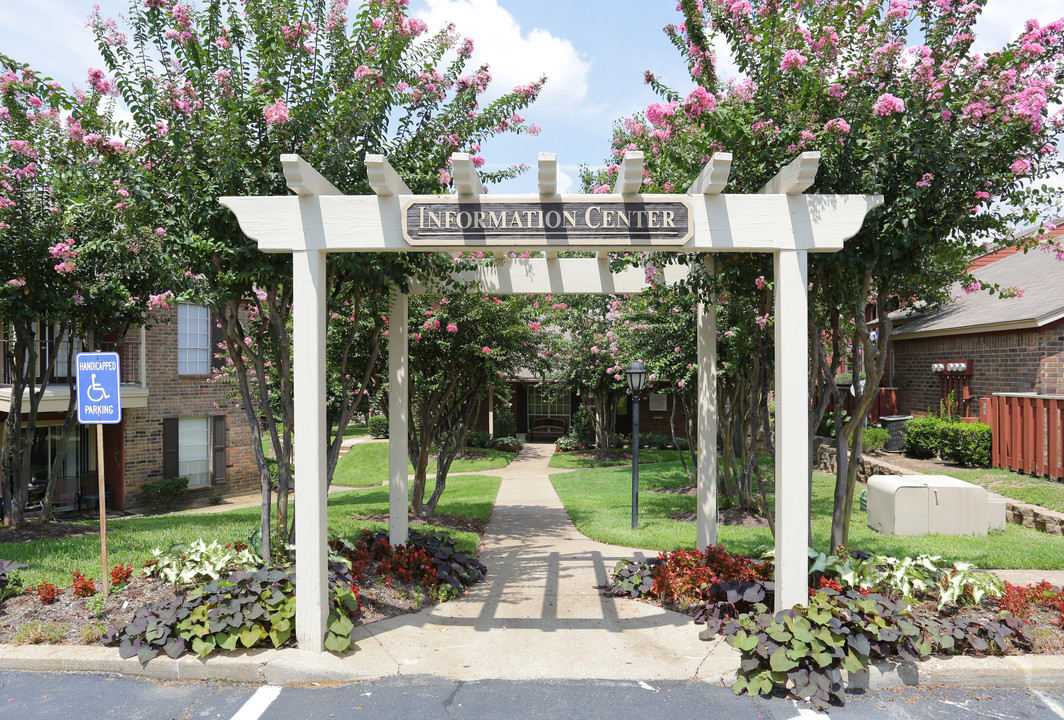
(347, 443), (736, 681)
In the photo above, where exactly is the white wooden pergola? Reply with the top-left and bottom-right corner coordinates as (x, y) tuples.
(220, 150), (882, 652)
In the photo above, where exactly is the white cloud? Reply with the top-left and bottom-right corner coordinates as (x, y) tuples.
(556, 166), (575, 194)
(415, 0), (591, 107)
(972, 0), (1063, 53)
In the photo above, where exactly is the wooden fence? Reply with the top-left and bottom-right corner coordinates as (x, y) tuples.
(980, 393), (1064, 481)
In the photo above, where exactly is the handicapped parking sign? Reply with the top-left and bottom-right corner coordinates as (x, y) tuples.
(76, 352), (122, 424)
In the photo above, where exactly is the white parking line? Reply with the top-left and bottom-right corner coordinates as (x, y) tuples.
(231, 686), (283, 720)
(1034, 690), (1064, 719)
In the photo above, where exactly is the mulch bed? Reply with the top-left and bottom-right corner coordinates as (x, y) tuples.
(0, 510), (489, 648)
(348, 511), (488, 536)
(670, 507), (771, 528)
(0, 520), (99, 545)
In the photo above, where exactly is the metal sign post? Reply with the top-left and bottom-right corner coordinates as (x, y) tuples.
(76, 351), (122, 596)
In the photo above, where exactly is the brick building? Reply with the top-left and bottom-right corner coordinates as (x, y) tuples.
(473, 377), (693, 443)
(889, 232), (1064, 418)
(1, 303), (259, 512)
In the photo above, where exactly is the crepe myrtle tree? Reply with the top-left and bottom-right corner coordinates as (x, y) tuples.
(547, 294), (630, 449)
(401, 284), (550, 518)
(590, 0), (1064, 549)
(617, 265), (775, 519)
(90, 0), (544, 557)
(0, 59), (186, 525)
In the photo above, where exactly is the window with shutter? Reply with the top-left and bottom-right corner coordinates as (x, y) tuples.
(211, 415), (227, 483)
(162, 417), (179, 478)
(210, 311), (225, 372)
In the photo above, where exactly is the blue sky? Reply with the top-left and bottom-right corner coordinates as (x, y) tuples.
(2, 0), (1061, 195)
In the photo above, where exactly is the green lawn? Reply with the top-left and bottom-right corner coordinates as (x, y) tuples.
(332, 442), (515, 488)
(548, 448), (687, 469)
(0, 474), (500, 588)
(341, 423), (371, 438)
(550, 460), (1064, 569)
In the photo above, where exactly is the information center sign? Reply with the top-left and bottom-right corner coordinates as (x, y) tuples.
(76, 352), (122, 424)
(402, 198), (693, 246)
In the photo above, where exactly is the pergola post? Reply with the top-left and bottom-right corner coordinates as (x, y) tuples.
(696, 256), (718, 550)
(773, 248), (811, 611)
(293, 247), (328, 653)
(388, 290), (410, 547)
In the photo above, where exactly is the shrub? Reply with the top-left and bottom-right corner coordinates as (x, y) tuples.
(903, 415), (946, 458)
(88, 593), (106, 619)
(0, 559), (27, 601)
(862, 427), (889, 453)
(465, 430), (492, 448)
(111, 563), (133, 588)
(570, 404), (595, 447)
(81, 623), (106, 644)
(330, 528), (487, 597)
(492, 435), (523, 453)
(71, 571), (97, 598)
(941, 421), (992, 467)
(367, 414), (389, 438)
(555, 434), (588, 452)
(103, 567), (362, 661)
(493, 404), (517, 439)
(14, 621), (66, 645)
(141, 476), (189, 511)
(143, 539), (262, 586)
(712, 589), (1030, 710)
(638, 432), (672, 450)
(31, 580), (61, 605)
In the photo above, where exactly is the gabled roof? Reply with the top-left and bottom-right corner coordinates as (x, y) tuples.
(892, 231), (1064, 340)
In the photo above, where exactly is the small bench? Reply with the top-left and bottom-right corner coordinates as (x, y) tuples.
(867, 474), (1006, 536)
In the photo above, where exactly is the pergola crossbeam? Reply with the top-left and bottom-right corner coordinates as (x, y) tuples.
(538, 152), (559, 197)
(614, 150), (644, 195)
(408, 257), (689, 295)
(687, 152), (732, 195)
(366, 154), (411, 197)
(282, 154), (342, 197)
(760, 151), (820, 195)
(452, 152), (485, 197)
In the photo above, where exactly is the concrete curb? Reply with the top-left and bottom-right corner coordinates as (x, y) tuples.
(3, 643), (1063, 689)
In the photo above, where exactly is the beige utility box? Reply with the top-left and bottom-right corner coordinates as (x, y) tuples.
(867, 474), (1001, 536)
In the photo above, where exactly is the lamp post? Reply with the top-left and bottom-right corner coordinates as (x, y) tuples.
(626, 361), (647, 530)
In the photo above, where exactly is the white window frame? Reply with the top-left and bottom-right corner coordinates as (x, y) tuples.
(177, 304), (210, 375)
(178, 416), (211, 488)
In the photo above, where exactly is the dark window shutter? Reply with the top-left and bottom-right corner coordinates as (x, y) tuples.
(211, 415), (227, 484)
(162, 417), (178, 479)
(210, 312), (225, 371)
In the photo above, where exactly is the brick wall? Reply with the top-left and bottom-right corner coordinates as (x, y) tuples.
(122, 306), (259, 508)
(891, 320), (1064, 416)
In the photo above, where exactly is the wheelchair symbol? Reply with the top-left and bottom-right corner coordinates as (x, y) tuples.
(86, 374), (111, 403)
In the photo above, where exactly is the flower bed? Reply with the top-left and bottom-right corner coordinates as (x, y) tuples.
(0, 529), (487, 658)
(603, 545), (1064, 709)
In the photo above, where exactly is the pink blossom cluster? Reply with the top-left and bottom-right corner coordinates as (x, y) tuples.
(148, 291), (174, 309)
(683, 86), (716, 118)
(50, 238), (78, 274)
(780, 49), (807, 72)
(263, 98), (290, 125)
(646, 102), (678, 128)
(872, 93), (905, 116)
